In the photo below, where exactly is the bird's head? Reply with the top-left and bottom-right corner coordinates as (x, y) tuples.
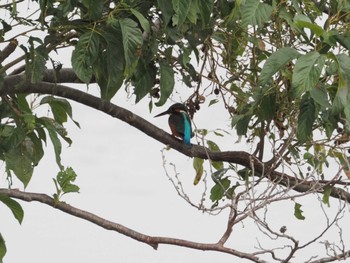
(154, 103), (188, 117)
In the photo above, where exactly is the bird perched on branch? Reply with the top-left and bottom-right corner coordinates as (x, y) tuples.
(154, 103), (193, 145)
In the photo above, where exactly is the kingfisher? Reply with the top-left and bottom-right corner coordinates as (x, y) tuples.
(155, 103), (193, 144)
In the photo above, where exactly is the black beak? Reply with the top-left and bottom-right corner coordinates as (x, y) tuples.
(154, 109), (170, 118)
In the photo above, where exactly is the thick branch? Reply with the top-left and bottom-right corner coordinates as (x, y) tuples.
(2, 72), (350, 203)
(0, 188), (267, 263)
(42, 68), (87, 83)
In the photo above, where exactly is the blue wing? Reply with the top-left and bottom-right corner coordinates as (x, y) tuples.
(181, 112), (191, 144)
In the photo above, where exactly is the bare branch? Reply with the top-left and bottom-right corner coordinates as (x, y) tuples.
(0, 188), (268, 263)
(308, 250), (350, 263)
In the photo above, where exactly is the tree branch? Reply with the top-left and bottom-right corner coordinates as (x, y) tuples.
(0, 39), (18, 64)
(2, 71), (350, 204)
(309, 249), (350, 263)
(0, 188), (268, 263)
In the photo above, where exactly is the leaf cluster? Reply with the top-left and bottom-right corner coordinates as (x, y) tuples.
(53, 167), (80, 203)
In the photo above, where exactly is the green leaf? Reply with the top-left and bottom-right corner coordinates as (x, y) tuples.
(97, 27), (125, 100)
(334, 32), (350, 50)
(224, 0), (241, 25)
(331, 88), (347, 115)
(26, 132), (45, 165)
(155, 62), (175, 106)
(238, 168), (254, 182)
(71, 31), (100, 83)
(336, 53), (350, 90)
(130, 9), (150, 33)
(0, 193), (24, 224)
(172, 0), (192, 26)
(330, 54), (350, 116)
(0, 125), (25, 157)
(310, 86), (330, 108)
(322, 185), (332, 207)
(344, 104), (350, 129)
(260, 91), (276, 122)
(231, 113), (252, 136)
(179, 47), (191, 68)
(40, 96), (76, 125)
(210, 177), (230, 202)
(193, 157), (204, 185)
(325, 53), (350, 102)
(207, 140), (220, 152)
(56, 167), (79, 194)
(320, 112), (337, 139)
(294, 202), (306, 220)
(23, 113), (36, 131)
(48, 127), (63, 169)
(5, 146), (33, 188)
(303, 152), (313, 160)
(213, 129), (227, 137)
(209, 99), (219, 106)
(226, 183), (239, 199)
(119, 18), (143, 76)
(197, 0), (214, 26)
(0, 233), (6, 263)
(39, 118), (65, 169)
(132, 59), (157, 103)
(297, 96), (315, 143)
(26, 37), (47, 83)
(207, 140), (223, 170)
(259, 47), (300, 86)
(16, 94), (32, 113)
(291, 51), (325, 97)
(241, 0), (273, 28)
(212, 161), (224, 171)
(81, 0), (103, 20)
(29, 45), (47, 83)
(0, 20), (11, 35)
(187, 0), (198, 24)
(157, 0), (174, 25)
(211, 168), (230, 182)
(294, 14), (325, 37)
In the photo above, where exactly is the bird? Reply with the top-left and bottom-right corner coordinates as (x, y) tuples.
(154, 103), (194, 144)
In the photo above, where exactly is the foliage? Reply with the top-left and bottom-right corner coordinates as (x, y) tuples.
(1, 0), (350, 262)
(53, 167), (80, 203)
(0, 193), (23, 224)
(0, 233), (6, 263)
(294, 202), (306, 220)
